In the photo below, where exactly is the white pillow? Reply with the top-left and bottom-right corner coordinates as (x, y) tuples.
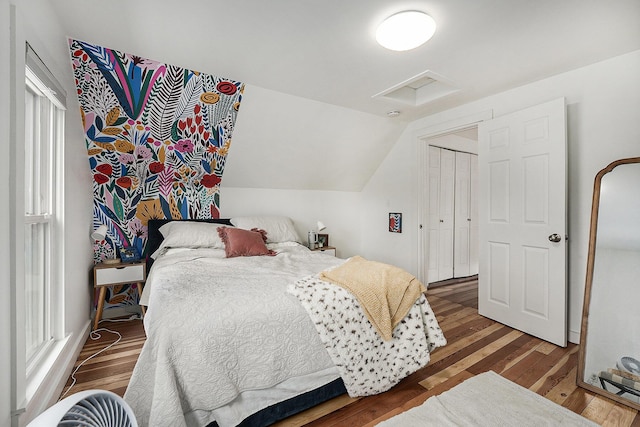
(159, 221), (228, 249)
(230, 216), (300, 243)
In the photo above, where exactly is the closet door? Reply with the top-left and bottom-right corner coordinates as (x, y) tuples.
(438, 149), (455, 280)
(427, 147), (455, 282)
(427, 147), (441, 281)
(454, 152), (471, 277)
(429, 148), (477, 283)
(469, 154), (479, 275)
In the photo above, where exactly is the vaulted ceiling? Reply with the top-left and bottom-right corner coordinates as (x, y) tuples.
(51, 0), (640, 191)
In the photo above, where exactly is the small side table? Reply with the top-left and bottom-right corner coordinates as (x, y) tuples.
(93, 260), (146, 330)
(312, 246), (337, 256)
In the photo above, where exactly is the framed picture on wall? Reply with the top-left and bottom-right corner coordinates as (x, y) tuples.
(317, 234), (329, 247)
(389, 213), (402, 233)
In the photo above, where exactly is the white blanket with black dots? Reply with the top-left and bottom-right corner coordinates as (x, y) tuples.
(288, 276), (446, 397)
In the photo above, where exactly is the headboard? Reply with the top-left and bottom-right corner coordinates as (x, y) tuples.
(147, 218), (233, 270)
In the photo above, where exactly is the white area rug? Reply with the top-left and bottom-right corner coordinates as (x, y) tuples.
(376, 371), (598, 426)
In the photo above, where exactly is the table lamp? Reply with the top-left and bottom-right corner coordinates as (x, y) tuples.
(91, 224), (120, 264)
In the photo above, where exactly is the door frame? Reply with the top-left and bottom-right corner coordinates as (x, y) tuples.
(416, 110), (493, 284)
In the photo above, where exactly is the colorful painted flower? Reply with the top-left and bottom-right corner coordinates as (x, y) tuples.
(149, 162), (164, 174)
(128, 218), (147, 238)
(135, 199), (164, 226)
(135, 146), (152, 160)
(175, 139), (194, 153)
(115, 140), (135, 153)
(116, 176), (132, 188)
(96, 164), (112, 175)
(94, 174), (109, 184)
(200, 92), (220, 104)
(119, 153), (135, 164)
(218, 141), (231, 157)
(201, 174), (221, 188)
(217, 81), (237, 95)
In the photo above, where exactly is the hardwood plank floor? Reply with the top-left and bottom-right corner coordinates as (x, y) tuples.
(61, 280), (639, 426)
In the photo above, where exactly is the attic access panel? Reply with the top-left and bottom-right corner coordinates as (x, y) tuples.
(373, 70), (459, 106)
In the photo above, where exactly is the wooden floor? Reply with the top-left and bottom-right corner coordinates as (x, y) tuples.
(61, 280), (639, 426)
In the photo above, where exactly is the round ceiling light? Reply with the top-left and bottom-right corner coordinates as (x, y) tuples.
(376, 11), (436, 51)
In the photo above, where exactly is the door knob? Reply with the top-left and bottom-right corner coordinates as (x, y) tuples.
(548, 234), (561, 243)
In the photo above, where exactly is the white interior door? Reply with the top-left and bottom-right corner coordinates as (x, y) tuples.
(478, 98), (567, 346)
(454, 152), (471, 277)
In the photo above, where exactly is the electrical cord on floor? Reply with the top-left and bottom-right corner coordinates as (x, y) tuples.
(59, 314), (142, 400)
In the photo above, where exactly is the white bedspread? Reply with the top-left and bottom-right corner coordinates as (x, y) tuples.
(289, 275), (446, 396)
(124, 244), (343, 427)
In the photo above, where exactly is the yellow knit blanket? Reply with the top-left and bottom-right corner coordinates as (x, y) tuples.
(319, 256), (426, 341)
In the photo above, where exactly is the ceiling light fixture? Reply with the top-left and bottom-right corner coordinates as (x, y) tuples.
(376, 11), (436, 51)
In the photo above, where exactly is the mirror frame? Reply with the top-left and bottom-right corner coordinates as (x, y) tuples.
(577, 156), (640, 410)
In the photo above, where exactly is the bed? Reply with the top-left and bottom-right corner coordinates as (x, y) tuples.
(123, 217), (445, 427)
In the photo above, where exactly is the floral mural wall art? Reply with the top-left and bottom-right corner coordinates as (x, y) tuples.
(69, 39), (244, 309)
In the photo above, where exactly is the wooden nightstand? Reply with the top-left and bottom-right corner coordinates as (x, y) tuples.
(93, 260), (146, 330)
(312, 246), (336, 256)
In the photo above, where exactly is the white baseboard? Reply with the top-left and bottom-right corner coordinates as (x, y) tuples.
(568, 329), (580, 345)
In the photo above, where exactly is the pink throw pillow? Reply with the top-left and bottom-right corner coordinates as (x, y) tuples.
(217, 227), (276, 258)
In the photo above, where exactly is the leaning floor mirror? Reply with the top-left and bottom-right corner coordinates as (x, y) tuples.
(577, 157), (640, 410)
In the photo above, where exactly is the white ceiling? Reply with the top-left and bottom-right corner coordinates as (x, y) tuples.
(52, 0), (640, 121)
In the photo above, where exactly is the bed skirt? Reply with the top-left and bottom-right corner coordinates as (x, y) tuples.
(206, 378), (347, 427)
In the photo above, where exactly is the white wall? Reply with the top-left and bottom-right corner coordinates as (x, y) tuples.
(360, 50), (640, 344)
(221, 85), (406, 192)
(4, 0), (94, 424)
(220, 187), (362, 258)
(1, 1), (13, 425)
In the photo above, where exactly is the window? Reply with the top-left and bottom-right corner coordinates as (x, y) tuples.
(24, 44), (65, 371)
